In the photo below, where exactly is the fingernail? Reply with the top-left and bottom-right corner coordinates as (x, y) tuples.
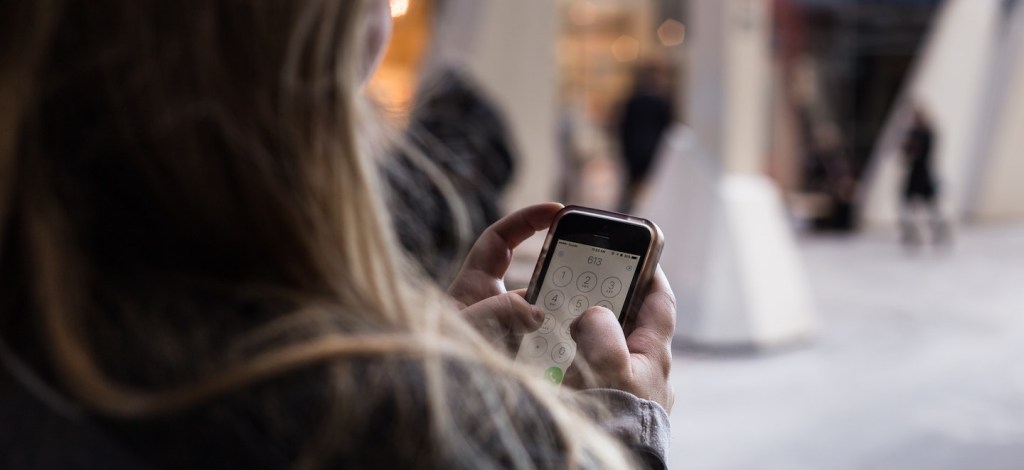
(532, 305), (544, 324)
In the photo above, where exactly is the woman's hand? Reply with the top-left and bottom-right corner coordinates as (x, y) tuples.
(569, 267), (676, 412)
(449, 203), (564, 349)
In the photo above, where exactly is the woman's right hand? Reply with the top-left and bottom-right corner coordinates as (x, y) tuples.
(569, 267), (676, 412)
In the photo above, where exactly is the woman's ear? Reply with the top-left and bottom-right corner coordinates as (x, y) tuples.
(360, 0), (393, 85)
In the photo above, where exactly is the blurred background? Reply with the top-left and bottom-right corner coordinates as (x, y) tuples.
(373, 0), (1024, 468)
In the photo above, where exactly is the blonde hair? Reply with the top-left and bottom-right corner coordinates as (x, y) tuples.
(0, 1), (634, 467)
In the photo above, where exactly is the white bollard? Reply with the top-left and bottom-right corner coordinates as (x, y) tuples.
(638, 127), (817, 350)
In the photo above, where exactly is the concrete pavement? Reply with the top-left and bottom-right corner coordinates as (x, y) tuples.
(668, 224), (1024, 469)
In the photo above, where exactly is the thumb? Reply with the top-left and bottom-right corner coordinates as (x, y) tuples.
(569, 306), (630, 387)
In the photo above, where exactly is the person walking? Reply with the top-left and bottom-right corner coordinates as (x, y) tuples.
(900, 108), (948, 247)
(616, 62), (674, 213)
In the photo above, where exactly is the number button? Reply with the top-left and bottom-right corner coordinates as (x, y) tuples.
(552, 267), (573, 287)
(577, 272), (597, 292)
(538, 314), (556, 334)
(526, 336), (548, 357)
(601, 277), (623, 297)
(543, 290), (565, 311)
(551, 342), (574, 364)
(596, 300), (614, 310)
(568, 295), (590, 316)
(559, 320), (573, 339)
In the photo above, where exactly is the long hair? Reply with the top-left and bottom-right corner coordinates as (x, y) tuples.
(0, 0), (633, 467)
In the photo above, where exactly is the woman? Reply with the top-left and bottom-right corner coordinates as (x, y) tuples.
(0, 1), (676, 468)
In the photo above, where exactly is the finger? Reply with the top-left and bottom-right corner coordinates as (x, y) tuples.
(461, 203), (563, 280)
(462, 292), (544, 339)
(570, 306), (630, 386)
(630, 267), (676, 340)
(625, 267), (675, 373)
(449, 204), (562, 306)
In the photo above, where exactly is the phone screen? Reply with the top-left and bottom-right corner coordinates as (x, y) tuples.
(516, 211), (654, 383)
(535, 239), (642, 323)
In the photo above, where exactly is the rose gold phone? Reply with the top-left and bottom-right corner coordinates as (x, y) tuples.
(515, 206), (663, 384)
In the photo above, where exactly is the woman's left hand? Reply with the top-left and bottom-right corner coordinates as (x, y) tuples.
(449, 203), (563, 348)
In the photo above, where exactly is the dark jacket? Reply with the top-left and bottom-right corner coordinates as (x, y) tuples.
(0, 350), (669, 469)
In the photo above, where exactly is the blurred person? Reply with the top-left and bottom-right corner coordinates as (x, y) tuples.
(616, 61), (675, 213)
(558, 91), (612, 206)
(387, 68), (516, 283)
(900, 108), (948, 246)
(0, 1), (676, 468)
(557, 94), (585, 204)
(806, 123), (858, 231)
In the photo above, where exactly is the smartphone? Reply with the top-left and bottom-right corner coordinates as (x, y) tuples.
(514, 206), (663, 384)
